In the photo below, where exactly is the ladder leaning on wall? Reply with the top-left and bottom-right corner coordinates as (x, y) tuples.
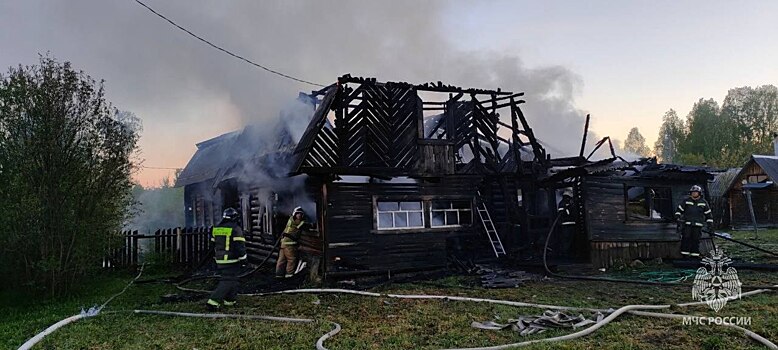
(476, 191), (506, 258)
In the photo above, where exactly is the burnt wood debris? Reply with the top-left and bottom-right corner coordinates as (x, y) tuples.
(175, 75), (720, 281)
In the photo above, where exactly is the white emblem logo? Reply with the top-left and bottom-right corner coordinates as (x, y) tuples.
(692, 249), (742, 312)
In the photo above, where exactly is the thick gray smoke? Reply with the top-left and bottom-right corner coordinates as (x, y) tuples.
(0, 0), (623, 164)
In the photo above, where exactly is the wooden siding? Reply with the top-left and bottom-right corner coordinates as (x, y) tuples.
(584, 179), (679, 241)
(324, 177), (490, 275)
(727, 161), (778, 227)
(584, 176), (715, 267)
(590, 237), (714, 268)
(417, 141), (455, 175)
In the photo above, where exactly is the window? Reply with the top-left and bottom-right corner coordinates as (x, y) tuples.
(747, 174), (769, 184)
(626, 186), (672, 221)
(430, 200), (472, 227)
(376, 201), (424, 230)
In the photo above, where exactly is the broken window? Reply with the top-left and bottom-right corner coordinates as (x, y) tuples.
(376, 201), (425, 230)
(626, 186), (672, 221)
(430, 200), (472, 227)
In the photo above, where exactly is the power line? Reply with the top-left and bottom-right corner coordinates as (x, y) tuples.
(139, 165), (183, 170)
(133, 0), (326, 88)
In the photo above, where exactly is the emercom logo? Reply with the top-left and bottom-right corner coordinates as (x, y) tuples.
(691, 248), (742, 312)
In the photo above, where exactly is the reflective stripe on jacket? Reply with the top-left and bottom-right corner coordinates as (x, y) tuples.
(282, 217), (306, 246)
(211, 220), (247, 264)
(558, 196), (576, 226)
(674, 196), (713, 226)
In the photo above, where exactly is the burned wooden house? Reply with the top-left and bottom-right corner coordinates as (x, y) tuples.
(177, 75), (717, 278)
(177, 76), (567, 277)
(290, 76), (559, 277)
(549, 159), (716, 266)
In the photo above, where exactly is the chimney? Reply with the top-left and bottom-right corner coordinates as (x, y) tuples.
(774, 132), (778, 156)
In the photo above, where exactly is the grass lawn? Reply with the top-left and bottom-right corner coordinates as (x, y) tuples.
(2, 232), (776, 350)
(715, 228), (778, 265)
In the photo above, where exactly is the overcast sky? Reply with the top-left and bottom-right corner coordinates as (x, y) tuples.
(2, 1), (777, 186)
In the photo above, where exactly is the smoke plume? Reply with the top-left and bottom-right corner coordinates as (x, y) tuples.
(0, 0), (618, 169)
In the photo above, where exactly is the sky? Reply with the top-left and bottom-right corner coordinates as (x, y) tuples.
(1, 1), (777, 187)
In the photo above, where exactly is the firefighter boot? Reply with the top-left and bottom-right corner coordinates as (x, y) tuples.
(206, 299), (220, 312)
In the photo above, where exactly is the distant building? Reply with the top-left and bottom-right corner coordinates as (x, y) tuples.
(725, 150), (778, 229)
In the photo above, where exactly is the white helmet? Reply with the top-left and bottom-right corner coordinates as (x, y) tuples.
(292, 206), (304, 215)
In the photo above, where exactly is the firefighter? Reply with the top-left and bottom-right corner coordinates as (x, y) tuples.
(276, 206), (308, 278)
(675, 185), (713, 257)
(206, 208), (247, 311)
(557, 189), (576, 254)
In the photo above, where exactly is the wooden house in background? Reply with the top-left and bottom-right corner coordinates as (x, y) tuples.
(725, 155), (778, 229)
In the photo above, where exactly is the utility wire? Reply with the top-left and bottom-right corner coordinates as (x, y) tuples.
(133, 0), (326, 88)
(139, 165), (183, 170)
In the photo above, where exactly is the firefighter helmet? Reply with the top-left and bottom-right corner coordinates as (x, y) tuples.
(689, 185), (703, 194)
(222, 208), (239, 220)
(292, 206), (304, 216)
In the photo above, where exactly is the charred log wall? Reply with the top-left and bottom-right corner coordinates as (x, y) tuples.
(584, 176), (712, 266)
(323, 177), (490, 276)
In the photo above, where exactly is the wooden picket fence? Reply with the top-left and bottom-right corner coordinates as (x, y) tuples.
(104, 227), (212, 268)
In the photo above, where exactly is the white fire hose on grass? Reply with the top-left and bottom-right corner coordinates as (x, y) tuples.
(246, 287), (777, 350)
(18, 266), (777, 349)
(18, 263), (147, 350)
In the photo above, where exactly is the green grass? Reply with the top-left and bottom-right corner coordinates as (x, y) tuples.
(2, 261), (776, 349)
(715, 228), (778, 265)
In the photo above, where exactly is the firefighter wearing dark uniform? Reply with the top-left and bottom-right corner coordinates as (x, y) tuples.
(276, 206), (308, 278)
(206, 208), (247, 311)
(674, 185), (713, 257)
(557, 189), (576, 254)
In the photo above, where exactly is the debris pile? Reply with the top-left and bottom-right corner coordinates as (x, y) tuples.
(471, 310), (609, 336)
(476, 265), (542, 288)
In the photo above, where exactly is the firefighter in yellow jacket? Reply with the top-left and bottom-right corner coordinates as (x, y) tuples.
(276, 206), (308, 278)
(206, 208), (246, 311)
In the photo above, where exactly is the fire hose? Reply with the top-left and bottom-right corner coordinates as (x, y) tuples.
(174, 236), (282, 293)
(19, 222), (778, 349)
(244, 287), (776, 349)
(704, 230), (778, 257)
(18, 276), (777, 349)
(542, 212), (778, 290)
(17, 263), (147, 350)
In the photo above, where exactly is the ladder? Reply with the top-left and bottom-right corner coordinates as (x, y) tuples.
(476, 191), (506, 258)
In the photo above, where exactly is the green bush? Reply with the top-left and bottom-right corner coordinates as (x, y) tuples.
(0, 56), (139, 296)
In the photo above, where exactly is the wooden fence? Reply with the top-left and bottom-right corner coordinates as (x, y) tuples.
(104, 227), (212, 268)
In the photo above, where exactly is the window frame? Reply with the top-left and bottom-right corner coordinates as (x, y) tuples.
(624, 185), (673, 222)
(372, 196), (473, 234)
(375, 200), (425, 231)
(429, 200), (473, 228)
(747, 174), (769, 184)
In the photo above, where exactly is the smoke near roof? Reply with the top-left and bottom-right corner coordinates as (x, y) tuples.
(0, 0), (616, 185)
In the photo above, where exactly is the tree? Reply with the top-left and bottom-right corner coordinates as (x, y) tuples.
(720, 85), (778, 161)
(676, 98), (732, 166)
(623, 127), (651, 157)
(0, 56), (139, 295)
(653, 109), (685, 163)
